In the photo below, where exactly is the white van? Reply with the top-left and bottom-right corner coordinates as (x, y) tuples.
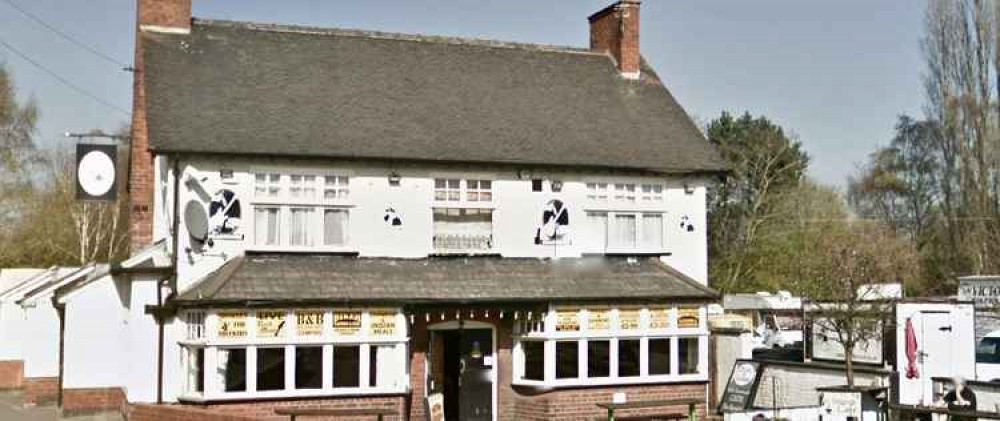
(976, 330), (1000, 382)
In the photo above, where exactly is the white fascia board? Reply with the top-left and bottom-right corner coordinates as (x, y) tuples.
(20, 265), (96, 307)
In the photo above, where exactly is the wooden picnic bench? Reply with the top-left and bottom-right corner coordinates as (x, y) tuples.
(274, 406), (398, 421)
(596, 398), (701, 421)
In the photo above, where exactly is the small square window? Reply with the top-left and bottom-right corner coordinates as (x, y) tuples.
(532, 179), (544, 192)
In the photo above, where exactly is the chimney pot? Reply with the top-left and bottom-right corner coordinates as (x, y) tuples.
(588, 0), (641, 79)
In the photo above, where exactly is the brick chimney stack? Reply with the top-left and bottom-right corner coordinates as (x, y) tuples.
(129, 0), (191, 252)
(588, 0), (641, 79)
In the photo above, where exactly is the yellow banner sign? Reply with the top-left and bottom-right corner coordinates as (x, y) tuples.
(556, 309), (580, 332)
(370, 312), (396, 336)
(649, 308), (671, 330)
(334, 311), (362, 335)
(217, 311), (247, 337)
(588, 308), (610, 331)
(678, 307), (700, 328)
(257, 311), (286, 337)
(296, 310), (324, 336)
(618, 308), (640, 330)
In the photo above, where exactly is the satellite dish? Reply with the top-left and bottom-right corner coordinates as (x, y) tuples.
(184, 200), (210, 243)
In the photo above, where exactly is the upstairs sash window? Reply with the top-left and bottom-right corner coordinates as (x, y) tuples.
(434, 178), (493, 205)
(251, 172), (352, 250)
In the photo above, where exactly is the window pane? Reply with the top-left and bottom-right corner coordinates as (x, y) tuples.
(186, 347), (204, 394)
(220, 348), (246, 392)
(555, 341), (579, 379)
(255, 208), (279, 246)
(522, 341), (544, 381)
(649, 339), (671, 375)
(295, 346), (323, 389)
(323, 209), (348, 246)
(333, 345), (360, 388)
(618, 339), (640, 377)
(433, 208), (493, 251)
(257, 348), (286, 391)
(289, 208), (312, 246)
(587, 340), (610, 378)
(587, 212), (608, 250)
(369, 345), (396, 388)
(612, 214), (636, 248)
(679, 338), (699, 374)
(643, 214), (663, 248)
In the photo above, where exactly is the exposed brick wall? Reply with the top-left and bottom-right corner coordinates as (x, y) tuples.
(0, 360), (24, 390)
(588, 0), (641, 76)
(22, 376), (58, 406)
(129, 0), (192, 251)
(130, 403), (261, 421)
(201, 396), (406, 421)
(138, 0), (191, 31)
(510, 382), (707, 421)
(62, 387), (127, 416)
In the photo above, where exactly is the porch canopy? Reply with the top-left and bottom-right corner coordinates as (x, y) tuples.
(173, 254), (717, 307)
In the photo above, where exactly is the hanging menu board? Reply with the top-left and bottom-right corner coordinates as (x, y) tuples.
(217, 311), (247, 338)
(720, 361), (761, 413)
(334, 311), (362, 335)
(618, 308), (640, 330)
(649, 308), (671, 330)
(556, 309), (580, 332)
(678, 307), (700, 328)
(257, 311), (286, 337)
(296, 310), (324, 336)
(588, 308), (610, 331)
(370, 311), (397, 336)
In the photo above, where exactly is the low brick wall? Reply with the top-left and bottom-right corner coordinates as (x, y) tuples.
(62, 387), (127, 416)
(511, 382), (708, 421)
(200, 395), (407, 421)
(0, 360), (24, 390)
(22, 376), (58, 406)
(130, 404), (262, 421)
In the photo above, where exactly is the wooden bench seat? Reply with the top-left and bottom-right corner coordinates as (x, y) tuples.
(274, 406), (397, 421)
(596, 398), (701, 421)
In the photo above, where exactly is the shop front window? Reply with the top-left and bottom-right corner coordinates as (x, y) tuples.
(618, 339), (640, 377)
(220, 348), (247, 392)
(555, 341), (579, 379)
(257, 347), (286, 391)
(522, 341), (545, 381)
(333, 345), (361, 388)
(295, 346), (323, 389)
(679, 337), (700, 374)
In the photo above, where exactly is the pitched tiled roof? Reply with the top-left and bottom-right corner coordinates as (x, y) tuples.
(174, 254), (718, 306)
(142, 19), (726, 175)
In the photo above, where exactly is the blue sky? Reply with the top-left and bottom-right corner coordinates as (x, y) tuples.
(0, 0), (925, 186)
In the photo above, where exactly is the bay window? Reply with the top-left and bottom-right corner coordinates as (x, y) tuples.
(513, 306), (707, 387)
(179, 308), (408, 400)
(251, 172), (352, 250)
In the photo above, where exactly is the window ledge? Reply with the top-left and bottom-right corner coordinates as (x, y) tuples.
(245, 247), (359, 254)
(512, 375), (709, 389)
(180, 387), (410, 403)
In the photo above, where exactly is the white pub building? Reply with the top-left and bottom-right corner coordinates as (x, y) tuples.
(5, 0), (728, 419)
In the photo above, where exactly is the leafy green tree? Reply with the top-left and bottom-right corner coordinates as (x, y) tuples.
(706, 111), (810, 292)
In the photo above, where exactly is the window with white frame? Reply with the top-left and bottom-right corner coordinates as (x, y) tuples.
(640, 184), (664, 201)
(179, 308), (408, 400)
(433, 208), (493, 252)
(513, 306), (707, 387)
(585, 212), (665, 252)
(251, 172), (352, 250)
(613, 183), (636, 202)
(586, 182), (609, 201)
(434, 178), (493, 204)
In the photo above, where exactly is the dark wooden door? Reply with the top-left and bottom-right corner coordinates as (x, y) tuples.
(458, 329), (493, 421)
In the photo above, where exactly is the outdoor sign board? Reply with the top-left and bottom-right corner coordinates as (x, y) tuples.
(426, 392), (445, 421)
(257, 311), (285, 337)
(720, 360), (761, 412)
(556, 308), (580, 332)
(75, 143), (117, 201)
(821, 390), (862, 418)
(649, 308), (671, 330)
(369, 311), (396, 336)
(296, 310), (324, 336)
(334, 311), (362, 335)
(678, 307), (700, 328)
(217, 312), (247, 338)
(811, 317), (884, 364)
(959, 277), (1000, 308)
(588, 308), (610, 331)
(618, 309), (640, 331)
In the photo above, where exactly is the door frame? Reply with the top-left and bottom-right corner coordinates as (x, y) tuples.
(427, 320), (497, 421)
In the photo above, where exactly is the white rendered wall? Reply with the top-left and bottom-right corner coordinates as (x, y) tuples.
(159, 156), (711, 293)
(62, 276), (129, 388)
(20, 298), (60, 378)
(0, 300), (26, 361)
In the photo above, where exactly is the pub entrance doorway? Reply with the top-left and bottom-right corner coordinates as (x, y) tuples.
(428, 321), (495, 421)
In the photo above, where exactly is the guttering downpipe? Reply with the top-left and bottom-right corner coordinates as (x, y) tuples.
(159, 154), (182, 404)
(52, 295), (65, 409)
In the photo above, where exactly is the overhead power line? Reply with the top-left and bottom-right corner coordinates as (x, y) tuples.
(0, 0), (130, 69)
(0, 35), (130, 117)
